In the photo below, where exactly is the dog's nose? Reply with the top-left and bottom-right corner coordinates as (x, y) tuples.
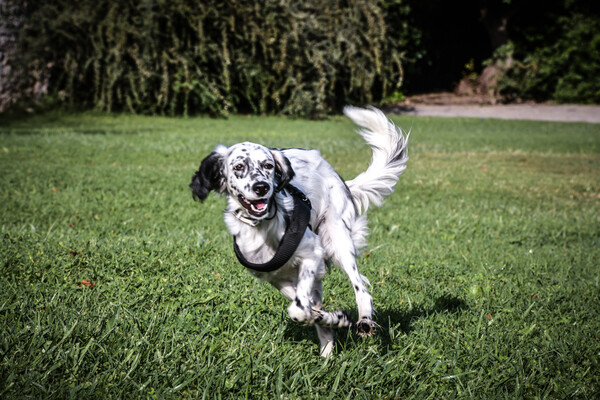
(252, 182), (270, 197)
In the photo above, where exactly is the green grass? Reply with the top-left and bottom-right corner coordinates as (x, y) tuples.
(1, 112), (599, 399)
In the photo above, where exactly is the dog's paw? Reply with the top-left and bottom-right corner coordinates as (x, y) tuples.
(288, 302), (312, 324)
(311, 307), (324, 322)
(355, 317), (377, 337)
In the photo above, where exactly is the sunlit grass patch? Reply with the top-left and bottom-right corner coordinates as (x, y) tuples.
(1, 112), (599, 398)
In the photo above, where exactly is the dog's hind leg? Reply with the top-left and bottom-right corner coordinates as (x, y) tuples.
(315, 325), (334, 357)
(310, 280), (351, 357)
(327, 226), (377, 337)
(339, 258), (376, 336)
(312, 281), (334, 357)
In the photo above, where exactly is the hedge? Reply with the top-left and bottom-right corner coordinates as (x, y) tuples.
(4, 0), (405, 117)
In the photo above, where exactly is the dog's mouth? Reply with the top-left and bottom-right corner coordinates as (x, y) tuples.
(238, 195), (270, 217)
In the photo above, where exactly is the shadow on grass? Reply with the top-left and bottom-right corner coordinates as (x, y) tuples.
(283, 295), (468, 355)
(380, 294), (468, 334)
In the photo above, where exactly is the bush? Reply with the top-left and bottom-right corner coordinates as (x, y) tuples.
(3, 0), (406, 117)
(498, 6), (600, 104)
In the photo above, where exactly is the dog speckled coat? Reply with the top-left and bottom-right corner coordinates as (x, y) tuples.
(190, 106), (408, 357)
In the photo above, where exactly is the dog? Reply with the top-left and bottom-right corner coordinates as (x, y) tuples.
(190, 106), (408, 357)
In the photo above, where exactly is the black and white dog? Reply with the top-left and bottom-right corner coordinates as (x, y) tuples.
(190, 106), (408, 357)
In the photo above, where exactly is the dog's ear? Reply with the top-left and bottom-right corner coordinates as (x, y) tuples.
(190, 145), (227, 201)
(270, 149), (295, 191)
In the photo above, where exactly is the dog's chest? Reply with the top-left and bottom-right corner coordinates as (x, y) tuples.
(228, 216), (285, 262)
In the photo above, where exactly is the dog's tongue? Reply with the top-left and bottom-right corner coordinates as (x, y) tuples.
(254, 201), (267, 211)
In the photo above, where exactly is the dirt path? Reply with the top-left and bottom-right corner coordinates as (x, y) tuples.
(384, 93), (600, 123)
(385, 104), (600, 123)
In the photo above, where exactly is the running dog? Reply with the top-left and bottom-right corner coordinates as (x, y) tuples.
(190, 106), (408, 357)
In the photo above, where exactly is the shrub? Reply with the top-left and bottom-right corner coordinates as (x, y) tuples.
(498, 8), (600, 104)
(3, 0), (405, 117)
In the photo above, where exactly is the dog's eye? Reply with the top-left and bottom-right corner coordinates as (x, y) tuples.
(233, 164), (245, 172)
(264, 163), (274, 170)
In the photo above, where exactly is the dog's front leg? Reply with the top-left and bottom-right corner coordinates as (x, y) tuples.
(286, 256), (320, 324)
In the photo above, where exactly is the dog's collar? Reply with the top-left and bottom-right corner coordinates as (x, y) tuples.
(232, 209), (260, 227)
(233, 185), (312, 273)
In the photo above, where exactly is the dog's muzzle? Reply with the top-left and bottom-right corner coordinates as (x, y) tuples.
(237, 194), (270, 217)
(236, 182), (272, 217)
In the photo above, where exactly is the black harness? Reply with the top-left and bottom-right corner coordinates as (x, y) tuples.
(233, 185), (312, 273)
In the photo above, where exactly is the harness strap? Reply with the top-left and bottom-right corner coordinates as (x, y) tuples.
(233, 186), (312, 272)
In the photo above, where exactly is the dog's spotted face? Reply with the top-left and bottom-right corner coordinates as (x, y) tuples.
(190, 142), (294, 219)
(225, 143), (277, 217)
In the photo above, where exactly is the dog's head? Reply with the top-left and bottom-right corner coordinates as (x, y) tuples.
(190, 142), (294, 219)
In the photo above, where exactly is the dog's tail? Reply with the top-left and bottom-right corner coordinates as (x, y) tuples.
(344, 106), (409, 215)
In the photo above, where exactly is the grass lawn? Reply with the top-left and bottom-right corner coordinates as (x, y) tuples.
(1, 112), (599, 398)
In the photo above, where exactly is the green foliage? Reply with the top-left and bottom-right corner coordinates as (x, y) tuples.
(383, 90), (406, 104)
(5, 0), (406, 117)
(1, 112), (599, 397)
(498, 8), (600, 103)
(393, 0), (600, 104)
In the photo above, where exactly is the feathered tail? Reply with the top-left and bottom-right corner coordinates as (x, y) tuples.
(344, 106), (409, 215)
